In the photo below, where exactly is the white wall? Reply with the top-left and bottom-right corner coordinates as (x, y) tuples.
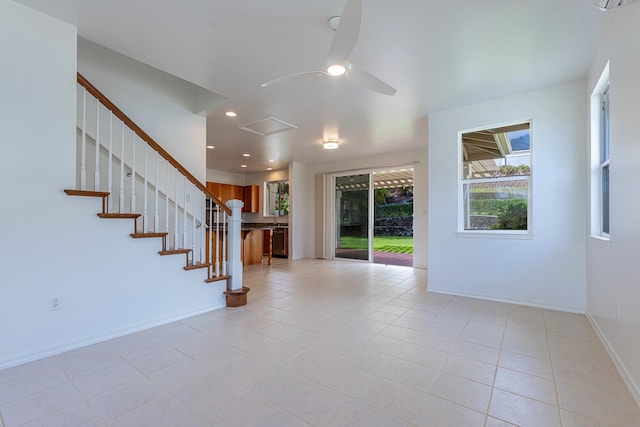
(0, 2), (224, 370)
(586, 5), (640, 405)
(428, 81), (587, 312)
(78, 38), (207, 182)
(206, 169), (247, 186)
(305, 144), (429, 268)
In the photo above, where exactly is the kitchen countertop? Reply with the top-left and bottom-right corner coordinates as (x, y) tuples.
(242, 223), (288, 230)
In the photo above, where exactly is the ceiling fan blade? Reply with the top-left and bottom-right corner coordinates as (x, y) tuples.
(261, 71), (328, 88)
(345, 63), (397, 96)
(327, 0), (362, 66)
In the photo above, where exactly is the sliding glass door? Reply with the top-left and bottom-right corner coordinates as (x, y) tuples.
(334, 173), (372, 261)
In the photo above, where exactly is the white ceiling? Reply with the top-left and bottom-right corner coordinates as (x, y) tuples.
(18, 0), (602, 174)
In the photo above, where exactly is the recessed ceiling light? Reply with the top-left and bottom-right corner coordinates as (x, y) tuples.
(267, 167), (273, 171)
(225, 111), (237, 117)
(268, 159), (275, 163)
(241, 164), (247, 168)
(206, 145), (215, 149)
(242, 153), (250, 157)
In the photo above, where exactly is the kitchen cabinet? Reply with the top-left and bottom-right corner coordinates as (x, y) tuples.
(242, 185), (259, 213)
(206, 182), (243, 205)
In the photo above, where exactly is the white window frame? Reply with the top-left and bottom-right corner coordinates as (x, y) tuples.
(590, 62), (610, 241)
(600, 87), (610, 237)
(457, 121), (533, 238)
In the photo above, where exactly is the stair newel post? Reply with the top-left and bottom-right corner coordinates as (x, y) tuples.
(130, 132), (137, 213)
(142, 143), (148, 232)
(153, 151), (159, 232)
(222, 210), (227, 276)
(173, 168), (179, 250)
(119, 121), (125, 213)
(226, 199), (244, 291)
(107, 112), (113, 213)
(94, 100), (100, 191)
(215, 205), (220, 277)
(80, 87), (87, 190)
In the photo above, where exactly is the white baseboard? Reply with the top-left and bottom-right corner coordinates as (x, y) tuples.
(428, 288), (585, 314)
(586, 312), (640, 408)
(0, 304), (225, 371)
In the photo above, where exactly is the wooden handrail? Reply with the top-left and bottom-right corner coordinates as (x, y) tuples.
(76, 72), (231, 215)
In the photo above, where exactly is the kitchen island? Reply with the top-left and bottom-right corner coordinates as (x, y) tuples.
(206, 224), (283, 267)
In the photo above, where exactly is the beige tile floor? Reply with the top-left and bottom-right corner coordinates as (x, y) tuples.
(1, 259), (639, 426)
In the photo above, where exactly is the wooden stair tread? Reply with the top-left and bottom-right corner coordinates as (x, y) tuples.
(159, 249), (191, 256)
(65, 189), (110, 198)
(205, 275), (230, 283)
(130, 232), (168, 239)
(184, 263), (211, 271)
(98, 213), (141, 219)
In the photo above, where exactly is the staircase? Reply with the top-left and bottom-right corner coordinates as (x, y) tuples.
(66, 73), (242, 288)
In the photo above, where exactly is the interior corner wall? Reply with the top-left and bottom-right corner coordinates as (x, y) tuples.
(289, 162), (311, 259)
(0, 3), (224, 370)
(77, 38), (207, 182)
(585, 5), (640, 405)
(428, 81), (587, 312)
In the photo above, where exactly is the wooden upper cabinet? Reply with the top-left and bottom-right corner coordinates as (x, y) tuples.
(207, 182), (256, 210)
(231, 185), (243, 202)
(243, 185), (260, 213)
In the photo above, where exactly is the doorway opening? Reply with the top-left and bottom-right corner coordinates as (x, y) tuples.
(373, 169), (414, 267)
(332, 167), (414, 267)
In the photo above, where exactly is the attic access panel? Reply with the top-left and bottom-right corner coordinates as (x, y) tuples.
(238, 116), (298, 136)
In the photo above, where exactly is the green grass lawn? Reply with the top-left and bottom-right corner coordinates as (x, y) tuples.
(340, 236), (413, 254)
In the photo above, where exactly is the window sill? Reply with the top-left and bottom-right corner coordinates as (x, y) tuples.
(456, 231), (534, 240)
(589, 235), (611, 248)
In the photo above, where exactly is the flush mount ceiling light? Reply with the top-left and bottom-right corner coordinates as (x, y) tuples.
(260, 0), (396, 96)
(242, 153), (250, 157)
(323, 139), (339, 150)
(241, 164), (247, 168)
(225, 111), (237, 117)
(327, 64), (346, 76)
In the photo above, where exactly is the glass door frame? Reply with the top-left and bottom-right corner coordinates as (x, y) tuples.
(326, 169), (374, 262)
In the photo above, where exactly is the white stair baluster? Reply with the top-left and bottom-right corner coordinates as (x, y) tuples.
(94, 101), (100, 191)
(143, 143), (148, 232)
(182, 177), (187, 250)
(130, 132), (136, 213)
(118, 122), (125, 213)
(80, 87), (87, 190)
(215, 205), (220, 277)
(165, 158), (169, 235)
(174, 168), (179, 250)
(107, 113), (113, 213)
(154, 151), (159, 232)
(191, 186), (196, 265)
(201, 193), (205, 264)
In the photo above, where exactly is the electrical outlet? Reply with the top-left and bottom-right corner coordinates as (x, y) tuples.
(49, 297), (63, 311)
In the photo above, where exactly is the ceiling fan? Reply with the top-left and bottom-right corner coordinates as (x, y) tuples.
(261, 0), (397, 96)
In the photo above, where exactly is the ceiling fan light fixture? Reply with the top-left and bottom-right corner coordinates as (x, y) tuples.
(327, 64), (346, 76)
(323, 139), (339, 150)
